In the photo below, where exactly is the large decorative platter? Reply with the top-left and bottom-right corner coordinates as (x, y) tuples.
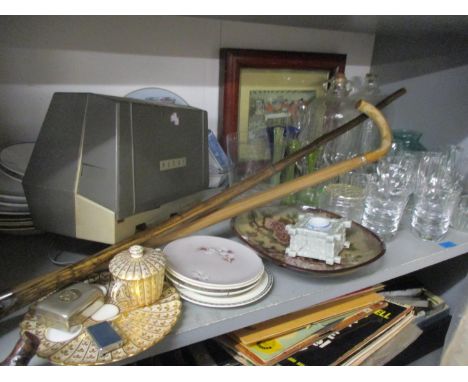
(232, 205), (385, 274)
(20, 272), (181, 366)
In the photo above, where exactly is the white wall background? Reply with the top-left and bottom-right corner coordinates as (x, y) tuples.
(371, 32), (468, 189)
(378, 64), (468, 152)
(371, 31), (468, 151)
(0, 16), (375, 147)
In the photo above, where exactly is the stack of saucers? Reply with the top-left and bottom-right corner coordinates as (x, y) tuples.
(163, 235), (273, 308)
(0, 142), (40, 235)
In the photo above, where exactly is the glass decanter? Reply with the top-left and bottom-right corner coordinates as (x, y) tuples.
(354, 73), (383, 155)
(312, 73), (361, 167)
(292, 74), (360, 205)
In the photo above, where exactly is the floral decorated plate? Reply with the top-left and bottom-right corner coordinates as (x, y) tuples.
(165, 272), (260, 297)
(164, 235), (265, 290)
(177, 270), (273, 308)
(231, 205), (385, 274)
(20, 272), (181, 366)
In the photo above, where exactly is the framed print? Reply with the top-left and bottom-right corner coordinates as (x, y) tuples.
(219, 48), (346, 148)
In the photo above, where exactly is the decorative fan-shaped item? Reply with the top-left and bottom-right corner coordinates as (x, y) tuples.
(20, 272), (181, 365)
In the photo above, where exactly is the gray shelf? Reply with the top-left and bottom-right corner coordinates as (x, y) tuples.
(1, 219), (467, 365)
(126, 220), (468, 364)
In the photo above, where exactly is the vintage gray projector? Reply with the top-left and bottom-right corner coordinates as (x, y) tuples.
(23, 93), (209, 244)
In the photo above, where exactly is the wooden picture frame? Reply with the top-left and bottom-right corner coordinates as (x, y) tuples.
(218, 48), (347, 149)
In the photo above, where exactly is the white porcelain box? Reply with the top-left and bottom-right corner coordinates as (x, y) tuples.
(285, 215), (351, 265)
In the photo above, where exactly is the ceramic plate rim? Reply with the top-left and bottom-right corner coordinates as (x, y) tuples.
(0, 142), (35, 177)
(164, 235), (265, 289)
(0, 171), (25, 197)
(166, 265), (264, 291)
(0, 222), (35, 228)
(0, 164), (23, 181)
(177, 270), (273, 308)
(0, 200), (28, 208)
(0, 210), (30, 216)
(165, 272), (261, 297)
(0, 193), (27, 203)
(125, 87), (189, 106)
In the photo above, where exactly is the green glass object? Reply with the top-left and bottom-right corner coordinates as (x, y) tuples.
(281, 139), (301, 205)
(393, 130), (426, 152)
(271, 126), (286, 186)
(296, 150), (320, 206)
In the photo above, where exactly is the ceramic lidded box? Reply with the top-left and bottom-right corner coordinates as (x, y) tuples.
(109, 245), (166, 309)
(285, 215), (352, 265)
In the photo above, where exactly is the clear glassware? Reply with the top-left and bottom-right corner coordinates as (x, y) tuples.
(451, 195), (468, 232)
(292, 73), (359, 205)
(361, 152), (419, 241)
(225, 132), (273, 187)
(411, 186), (462, 241)
(354, 73), (382, 156)
(318, 172), (370, 222)
(411, 147), (464, 241)
(414, 146), (463, 191)
(317, 74), (361, 166)
(279, 92), (321, 205)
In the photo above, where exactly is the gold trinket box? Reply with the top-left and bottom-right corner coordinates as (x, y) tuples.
(109, 245), (166, 310)
(35, 283), (105, 331)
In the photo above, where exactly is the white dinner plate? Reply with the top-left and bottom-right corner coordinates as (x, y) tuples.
(0, 220), (34, 228)
(166, 266), (264, 292)
(0, 217), (32, 223)
(0, 170), (25, 197)
(0, 211), (31, 217)
(0, 193), (26, 203)
(164, 235), (264, 290)
(125, 87), (189, 106)
(0, 200), (28, 208)
(0, 142), (35, 177)
(165, 272), (261, 297)
(0, 226), (42, 235)
(0, 164), (23, 181)
(177, 270), (273, 308)
(0, 202), (29, 213)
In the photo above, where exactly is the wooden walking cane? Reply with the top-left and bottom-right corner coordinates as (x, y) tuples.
(144, 99), (393, 246)
(0, 93), (401, 318)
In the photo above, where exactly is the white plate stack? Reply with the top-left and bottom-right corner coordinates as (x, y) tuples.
(163, 235), (273, 308)
(0, 142), (40, 235)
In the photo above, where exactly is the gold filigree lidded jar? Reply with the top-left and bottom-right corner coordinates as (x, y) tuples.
(109, 245), (166, 310)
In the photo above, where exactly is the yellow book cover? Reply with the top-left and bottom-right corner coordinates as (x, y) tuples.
(220, 302), (385, 366)
(232, 291), (384, 345)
